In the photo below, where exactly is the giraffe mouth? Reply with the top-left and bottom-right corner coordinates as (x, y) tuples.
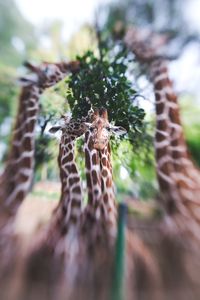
(94, 139), (107, 150)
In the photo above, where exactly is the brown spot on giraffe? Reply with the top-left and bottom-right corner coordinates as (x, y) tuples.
(92, 153), (97, 165)
(86, 173), (92, 189)
(102, 169), (108, 177)
(155, 92), (161, 101)
(85, 149), (91, 170)
(19, 173), (29, 183)
(166, 92), (177, 102)
(157, 120), (168, 132)
(92, 170), (98, 185)
(101, 157), (107, 166)
(68, 144), (73, 150)
(28, 109), (38, 117)
(71, 199), (81, 208)
(107, 207), (112, 213)
(103, 194), (109, 204)
(62, 206), (67, 216)
(70, 164), (78, 174)
(158, 177), (170, 192)
(156, 147), (168, 161)
(69, 176), (80, 185)
(106, 178), (112, 188)
(72, 186), (81, 194)
(155, 131), (166, 142)
(101, 177), (105, 190)
(69, 215), (78, 224)
(62, 156), (69, 165)
(15, 130), (23, 141)
(155, 78), (170, 90)
(15, 191), (25, 203)
(23, 137), (32, 152)
(12, 145), (20, 159)
(21, 157), (32, 168)
(27, 119), (35, 132)
(65, 152), (73, 162)
(60, 225), (68, 236)
(156, 102), (165, 115)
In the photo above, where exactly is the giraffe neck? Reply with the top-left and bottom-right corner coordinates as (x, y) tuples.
(151, 59), (188, 157)
(99, 142), (117, 235)
(125, 28), (200, 238)
(0, 85), (41, 218)
(84, 130), (102, 221)
(150, 59), (200, 213)
(52, 133), (83, 237)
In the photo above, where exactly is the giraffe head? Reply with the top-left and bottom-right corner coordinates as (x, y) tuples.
(19, 61), (80, 89)
(49, 114), (87, 138)
(124, 27), (169, 62)
(85, 108), (126, 150)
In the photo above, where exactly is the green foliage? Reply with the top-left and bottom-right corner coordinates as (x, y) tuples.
(0, 0), (36, 66)
(0, 0), (37, 159)
(66, 24), (98, 60)
(66, 46), (157, 200)
(181, 96), (200, 167)
(34, 84), (69, 177)
(35, 135), (53, 172)
(67, 47), (145, 134)
(39, 82), (69, 120)
(112, 130), (157, 201)
(0, 64), (18, 125)
(187, 136), (200, 167)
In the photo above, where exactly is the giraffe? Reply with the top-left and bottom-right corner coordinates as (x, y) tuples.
(69, 107), (162, 300)
(0, 61), (80, 300)
(68, 108), (127, 300)
(124, 27), (200, 238)
(44, 115), (88, 247)
(20, 114), (94, 300)
(0, 60), (80, 228)
(46, 108), (95, 245)
(83, 107), (126, 238)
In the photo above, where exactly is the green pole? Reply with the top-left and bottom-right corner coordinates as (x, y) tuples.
(111, 203), (127, 300)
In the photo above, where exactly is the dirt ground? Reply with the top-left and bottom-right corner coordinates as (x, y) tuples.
(14, 181), (158, 239)
(14, 181), (60, 237)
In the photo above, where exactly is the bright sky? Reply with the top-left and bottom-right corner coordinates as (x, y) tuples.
(16, 0), (200, 100)
(16, 0), (112, 41)
(16, 0), (200, 33)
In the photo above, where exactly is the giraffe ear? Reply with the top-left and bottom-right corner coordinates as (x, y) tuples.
(17, 74), (38, 86)
(108, 125), (127, 136)
(49, 126), (62, 133)
(84, 122), (92, 129)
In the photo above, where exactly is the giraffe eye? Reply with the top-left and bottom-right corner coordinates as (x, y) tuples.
(44, 67), (49, 74)
(106, 127), (111, 131)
